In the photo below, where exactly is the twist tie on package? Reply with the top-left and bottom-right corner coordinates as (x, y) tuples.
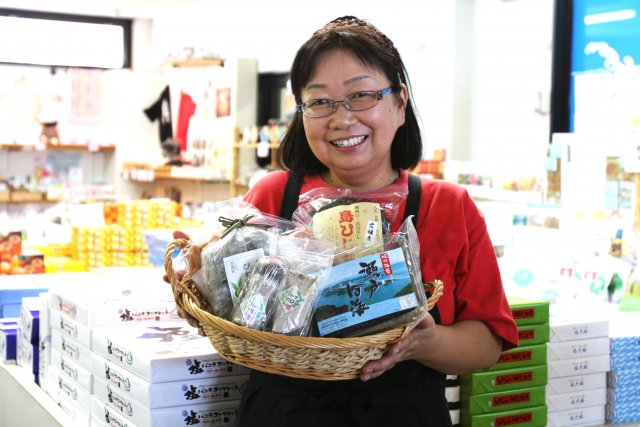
(218, 214), (272, 238)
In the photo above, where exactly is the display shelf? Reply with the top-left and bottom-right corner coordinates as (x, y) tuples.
(120, 163), (229, 184)
(462, 184), (544, 205)
(167, 57), (225, 68)
(0, 143), (116, 153)
(230, 142), (280, 197)
(0, 362), (74, 427)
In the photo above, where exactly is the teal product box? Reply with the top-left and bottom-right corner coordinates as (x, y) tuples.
(606, 401), (640, 424)
(486, 344), (547, 371)
(508, 296), (550, 326)
(517, 322), (550, 347)
(461, 386), (546, 415)
(460, 365), (548, 394)
(607, 368), (640, 388)
(460, 404), (547, 427)
(610, 351), (640, 370)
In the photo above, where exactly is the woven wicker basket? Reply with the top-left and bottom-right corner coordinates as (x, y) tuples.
(164, 237), (443, 381)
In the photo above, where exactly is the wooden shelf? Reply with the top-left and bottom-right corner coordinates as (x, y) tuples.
(168, 58), (225, 68)
(0, 143), (115, 153)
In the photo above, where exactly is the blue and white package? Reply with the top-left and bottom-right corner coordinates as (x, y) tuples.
(314, 247), (420, 337)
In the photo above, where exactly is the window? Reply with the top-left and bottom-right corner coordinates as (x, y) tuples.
(0, 8), (132, 69)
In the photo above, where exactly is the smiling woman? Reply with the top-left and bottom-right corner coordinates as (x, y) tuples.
(0, 8), (131, 69)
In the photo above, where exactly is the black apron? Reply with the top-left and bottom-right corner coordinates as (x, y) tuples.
(236, 173), (451, 427)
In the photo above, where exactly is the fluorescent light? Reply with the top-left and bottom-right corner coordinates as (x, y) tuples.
(584, 9), (637, 25)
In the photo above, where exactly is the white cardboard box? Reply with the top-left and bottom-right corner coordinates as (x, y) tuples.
(52, 389), (92, 426)
(93, 377), (240, 427)
(546, 387), (607, 412)
(91, 352), (248, 409)
(547, 337), (610, 361)
(547, 354), (610, 379)
(547, 404), (605, 427)
(91, 322), (249, 383)
(47, 365), (92, 410)
(550, 316), (609, 343)
(91, 395), (141, 427)
(48, 281), (180, 327)
(50, 308), (92, 349)
(19, 296), (41, 344)
(52, 349), (94, 392)
(51, 328), (92, 370)
(546, 372), (607, 395)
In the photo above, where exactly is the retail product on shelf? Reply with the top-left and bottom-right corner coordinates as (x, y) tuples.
(90, 322), (249, 383)
(0, 319), (18, 361)
(91, 352), (248, 409)
(546, 311), (611, 426)
(606, 312), (640, 424)
(460, 296), (550, 427)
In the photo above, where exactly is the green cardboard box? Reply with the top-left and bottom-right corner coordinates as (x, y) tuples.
(486, 344), (547, 371)
(460, 404), (547, 427)
(517, 322), (550, 346)
(508, 296), (550, 326)
(460, 364), (548, 394)
(461, 386), (546, 415)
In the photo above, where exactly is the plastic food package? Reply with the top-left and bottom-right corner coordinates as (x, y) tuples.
(311, 216), (427, 338)
(230, 232), (335, 335)
(292, 185), (407, 264)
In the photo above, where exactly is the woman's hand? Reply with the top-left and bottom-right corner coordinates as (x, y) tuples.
(162, 230), (204, 334)
(359, 313), (437, 381)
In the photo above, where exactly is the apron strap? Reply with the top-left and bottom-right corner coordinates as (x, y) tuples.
(279, 172), (304, 220)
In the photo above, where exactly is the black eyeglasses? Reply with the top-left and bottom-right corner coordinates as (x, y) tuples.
(298, 87), (394, 118)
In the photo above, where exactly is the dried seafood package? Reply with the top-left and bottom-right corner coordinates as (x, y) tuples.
(292, 186), (407, 264)
(230, 256), (288, 330)
(311, 216), (427, 338)
(200, 225), (272, 319)
(268, 235), (335, 336)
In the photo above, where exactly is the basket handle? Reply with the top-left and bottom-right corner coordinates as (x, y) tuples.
(164, 238), (203, 312)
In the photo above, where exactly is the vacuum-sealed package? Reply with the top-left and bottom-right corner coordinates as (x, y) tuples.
(292, 186), (407, 263)
(185, 199), (305, 320)
(311, 216), (427, 338)
(230, 232), (335, 335)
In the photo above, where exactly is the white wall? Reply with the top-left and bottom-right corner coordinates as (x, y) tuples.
(0, 0), (554, 187)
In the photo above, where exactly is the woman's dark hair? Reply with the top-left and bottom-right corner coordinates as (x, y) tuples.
(279, 16), (423, 174)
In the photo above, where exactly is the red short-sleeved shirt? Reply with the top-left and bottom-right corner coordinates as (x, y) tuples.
(244, 169), (519, 350)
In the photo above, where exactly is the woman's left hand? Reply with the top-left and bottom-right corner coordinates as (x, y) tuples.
(359, 312), (437, 381)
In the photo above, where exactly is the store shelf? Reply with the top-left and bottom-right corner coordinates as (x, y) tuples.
(462, 184), (544, 205)
(230, 142), (280, 197)
(0, 362), (73, 427)
(0, 143), (116, 153)
(167, 58), (225, 68)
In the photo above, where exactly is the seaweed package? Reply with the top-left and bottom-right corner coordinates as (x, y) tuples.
(195, 212), (307, 320)
(311, 216), (427, 338)
(230, 255), (288, 330)
(269, 234), (335, 336)
(292, 186), (407, 263)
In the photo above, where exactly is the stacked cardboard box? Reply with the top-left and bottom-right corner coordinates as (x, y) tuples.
(606, 312), (640, 424)
(460, 297), (550, 427)
(90, 322), (249, 426)
(447, 375), (461, 426)
(546, 312), (610, 426)
(0, 317), (18, 361)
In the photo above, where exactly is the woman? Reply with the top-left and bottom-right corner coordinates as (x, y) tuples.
(238, 16), (519, 427)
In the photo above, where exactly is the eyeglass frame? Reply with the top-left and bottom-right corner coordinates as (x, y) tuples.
(297, 86), (394, 118)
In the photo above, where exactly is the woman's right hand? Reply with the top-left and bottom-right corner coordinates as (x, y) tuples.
(162, 230), (204, 334)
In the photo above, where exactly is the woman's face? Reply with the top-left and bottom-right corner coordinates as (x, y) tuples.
(301, 49), (407, 186)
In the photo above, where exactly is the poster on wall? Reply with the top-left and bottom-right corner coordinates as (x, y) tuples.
(216, 87), (231, 118)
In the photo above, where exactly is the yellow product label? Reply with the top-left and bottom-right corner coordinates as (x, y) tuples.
(312, 202), (384, 256)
